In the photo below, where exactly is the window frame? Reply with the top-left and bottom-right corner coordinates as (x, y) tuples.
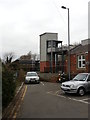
(77, 55), (86, 69)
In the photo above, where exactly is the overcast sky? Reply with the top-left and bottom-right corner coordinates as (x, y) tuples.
(0, 0), (89, 59)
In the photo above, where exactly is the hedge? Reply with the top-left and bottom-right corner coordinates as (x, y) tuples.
(2, 67), (16, 109)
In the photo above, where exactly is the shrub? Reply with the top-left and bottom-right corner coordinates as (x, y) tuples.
(2, 67), (16, 109)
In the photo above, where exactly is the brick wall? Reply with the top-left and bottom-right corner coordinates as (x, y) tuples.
(40, 61), (50, 72)
(40, 52), (90, 74)
(70, 54), (77, 74)
(70, 53), (90, 75)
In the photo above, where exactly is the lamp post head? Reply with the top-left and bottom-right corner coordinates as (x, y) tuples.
(61, 6), (66, 9)
(61, 6), (69, 10)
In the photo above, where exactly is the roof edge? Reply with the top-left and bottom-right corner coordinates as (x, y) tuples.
(39, 32), (58, 36)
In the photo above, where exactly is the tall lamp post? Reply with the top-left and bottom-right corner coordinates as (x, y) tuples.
(61, 6), (70, 80)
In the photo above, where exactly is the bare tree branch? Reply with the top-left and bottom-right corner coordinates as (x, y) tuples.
(3, 52), (15, 64)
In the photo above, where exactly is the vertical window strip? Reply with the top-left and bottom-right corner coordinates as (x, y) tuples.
(77, 55), (86, 68)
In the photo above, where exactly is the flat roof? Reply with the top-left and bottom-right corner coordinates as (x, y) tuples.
(39, 32), (58, 36)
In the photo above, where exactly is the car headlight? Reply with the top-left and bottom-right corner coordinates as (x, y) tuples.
(70, 84), (74, 89)
(36, 77), (39, 80)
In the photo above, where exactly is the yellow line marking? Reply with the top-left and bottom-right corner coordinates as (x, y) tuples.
(13, 85), (27, 118)
(13, 113), (17, 118)
(13, 105), (21, 118)
(21, 85), (27, 100)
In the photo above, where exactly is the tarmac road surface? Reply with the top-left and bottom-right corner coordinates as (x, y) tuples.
(17, 82), (89, 118)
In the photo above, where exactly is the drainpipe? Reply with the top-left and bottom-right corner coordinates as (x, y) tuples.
(51, 41), (53, 73)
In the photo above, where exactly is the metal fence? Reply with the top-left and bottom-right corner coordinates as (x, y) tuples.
(44, 65), (66, 73)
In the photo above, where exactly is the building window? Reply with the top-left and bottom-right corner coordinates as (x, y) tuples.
(47, 41), (57, 48)
(53, 41), (56, 47)
(78, 55), (86, 68)
(47, 41), (51, 48)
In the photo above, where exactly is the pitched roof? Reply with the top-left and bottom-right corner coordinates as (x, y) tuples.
(70, 44), (90, 54)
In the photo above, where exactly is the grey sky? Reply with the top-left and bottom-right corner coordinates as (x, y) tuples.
(0, 0), (89, 58)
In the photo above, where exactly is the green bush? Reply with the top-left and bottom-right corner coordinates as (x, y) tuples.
(2, 67), (16, 109)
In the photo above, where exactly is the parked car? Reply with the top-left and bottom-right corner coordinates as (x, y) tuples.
(61, 73), (90, 96)
(25, 72), (40, 84)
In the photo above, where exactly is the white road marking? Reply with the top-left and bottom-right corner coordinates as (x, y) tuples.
(47, 91), (66, 98)
(80, 98), (90, 101)
(55, 90), (61, 94)
(41, 82), (45, 86)
(47, 90), (90, 104)
(55, 94), (66, 98)
(47, 91), (53, 94)
(78, 100), (89, 104)
(68, 98), (89, 104)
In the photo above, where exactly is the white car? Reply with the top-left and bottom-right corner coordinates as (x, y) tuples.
(61, 73), (90, 96)
(25, 72), (40, 84)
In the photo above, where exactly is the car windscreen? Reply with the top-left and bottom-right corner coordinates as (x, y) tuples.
(73, 74), (88, 81)
(27, 72), (37, 76)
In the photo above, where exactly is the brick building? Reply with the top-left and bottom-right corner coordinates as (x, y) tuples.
(65, 39), (90, 76)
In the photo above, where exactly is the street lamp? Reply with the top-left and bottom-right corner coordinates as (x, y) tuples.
(61, 6), (70, 80)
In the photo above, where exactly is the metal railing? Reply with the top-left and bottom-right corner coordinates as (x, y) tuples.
(44, 65), (66, 73)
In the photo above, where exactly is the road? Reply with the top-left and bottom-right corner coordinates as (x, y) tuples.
(17, 82), (89, 118)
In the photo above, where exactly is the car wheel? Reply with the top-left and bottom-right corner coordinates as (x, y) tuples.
(78, 88), (85, 96)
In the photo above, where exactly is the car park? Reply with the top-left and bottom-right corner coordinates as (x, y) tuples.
(61, 73), (90, 96)
(25, 72), (40, 84)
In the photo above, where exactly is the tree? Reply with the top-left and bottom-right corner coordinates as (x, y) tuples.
(3, 52), (15, 64)
(73, 42), (80, 46)
(32, 53), (37, 61)
(27, 51), (32, 56)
